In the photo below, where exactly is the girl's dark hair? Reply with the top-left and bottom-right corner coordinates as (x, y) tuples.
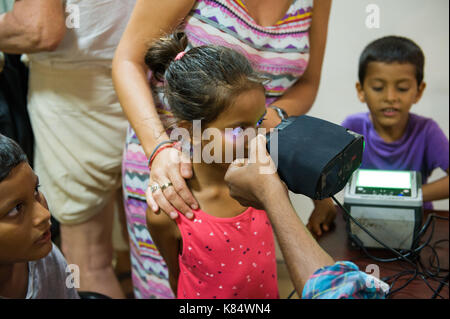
(359, 36), (425, 85)
(0, 134), (28, 182)
(145, 31), (266, 124)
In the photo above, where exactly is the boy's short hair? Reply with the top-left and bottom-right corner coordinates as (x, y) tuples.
(358, 36), (425, 85)
(0, 134), (28, 182)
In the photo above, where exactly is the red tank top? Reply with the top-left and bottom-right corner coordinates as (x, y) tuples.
(176, 207), (279, 299)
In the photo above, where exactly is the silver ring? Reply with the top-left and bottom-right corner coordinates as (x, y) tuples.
(160, 182), (173, 191)
(150, 183), (161, 193)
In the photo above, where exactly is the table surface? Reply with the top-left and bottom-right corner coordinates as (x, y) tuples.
(317, 208), (449, 299)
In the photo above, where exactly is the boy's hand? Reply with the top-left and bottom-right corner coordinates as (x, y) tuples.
(307, 198), (337, 236)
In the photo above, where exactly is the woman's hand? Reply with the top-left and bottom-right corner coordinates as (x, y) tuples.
(260, 107), (283, 130)
(306, 198), (337, 236)
(146, 147), (198, 220)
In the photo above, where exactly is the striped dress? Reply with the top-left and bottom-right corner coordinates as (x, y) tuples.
(123, 0), (313, 298)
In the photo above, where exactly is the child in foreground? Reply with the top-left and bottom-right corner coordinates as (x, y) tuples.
(0, 134), (79, 299)
(342, 36), (449, 209)
(145, 31), (279, 299)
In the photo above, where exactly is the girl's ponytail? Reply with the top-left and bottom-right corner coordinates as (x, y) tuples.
(145, 30), (188, 82)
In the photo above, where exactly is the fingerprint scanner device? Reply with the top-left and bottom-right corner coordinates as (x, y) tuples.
(344, 169), (423, 250)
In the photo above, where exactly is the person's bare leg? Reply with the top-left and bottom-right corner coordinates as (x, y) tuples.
(116, 190), (130, 247)
(60, 196), (125, 299)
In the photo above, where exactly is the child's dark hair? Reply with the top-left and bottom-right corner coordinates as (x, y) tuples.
(145, 31), (266, 124)
(359, 36), (425, 85)
(0, 134), (28, 182)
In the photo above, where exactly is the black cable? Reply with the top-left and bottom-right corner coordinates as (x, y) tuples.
(287, 195), (421, 298)
(358, 223), (436, 263)
(330, 196), (448, 299)
(335, 196), (444, 264)
(382, 269), (415, 283)
(418, 272), (446, 299)
(383, 265), (448, 299)
(411, 213), (441, 248)
(429, 239), (449, 275)
(420, 245), (441, 277)
(287, 289), (296, 299)
(332, 195), (417, 266)
(287, 195), (447, 299)
(386, 270), (418, 297)
(401, 219), (448, 298)
(415, 248), (449, 299)
(432, 274), (449, 299)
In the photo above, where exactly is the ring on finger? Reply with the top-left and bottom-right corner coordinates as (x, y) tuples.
(161, 182), (173, 191)
(150, 183), (161, 193)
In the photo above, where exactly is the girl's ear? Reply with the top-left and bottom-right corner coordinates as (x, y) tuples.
(414, 82), (426, 104)
(356, 82), (366, 103)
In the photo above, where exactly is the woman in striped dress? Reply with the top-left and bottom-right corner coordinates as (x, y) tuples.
(113, 0), (332, 298)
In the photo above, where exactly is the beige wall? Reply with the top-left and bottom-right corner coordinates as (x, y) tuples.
(293, 0), (449, 222)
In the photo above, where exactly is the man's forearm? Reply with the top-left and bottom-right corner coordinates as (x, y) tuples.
(263, 188), (335, 295)
(0, 0), (66, 54)
(0, 12), (37, 53)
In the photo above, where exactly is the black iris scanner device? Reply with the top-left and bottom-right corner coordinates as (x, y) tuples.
(266, 115), (364, 200)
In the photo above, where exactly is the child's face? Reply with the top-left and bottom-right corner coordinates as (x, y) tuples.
(202, 87), (267, 166)
(356, 62), (426, 130)
(0, 162), (52, 264)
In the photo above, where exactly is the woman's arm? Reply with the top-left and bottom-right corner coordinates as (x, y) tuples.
(146, 208), (182, 294)
(262, 0), (332, 128)
(422, 169), (449, 203)
(0, 0), (66, 53)
(112, 0), (195, 156)
(112, 0), (198, 217)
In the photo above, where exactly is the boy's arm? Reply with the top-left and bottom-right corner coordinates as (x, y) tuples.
(422, 169), (449, 203)
(422, 121), (449, 204)
(146, 209), (181, 295)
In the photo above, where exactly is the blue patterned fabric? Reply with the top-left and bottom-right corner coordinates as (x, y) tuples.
(302, 261), (389, 299)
